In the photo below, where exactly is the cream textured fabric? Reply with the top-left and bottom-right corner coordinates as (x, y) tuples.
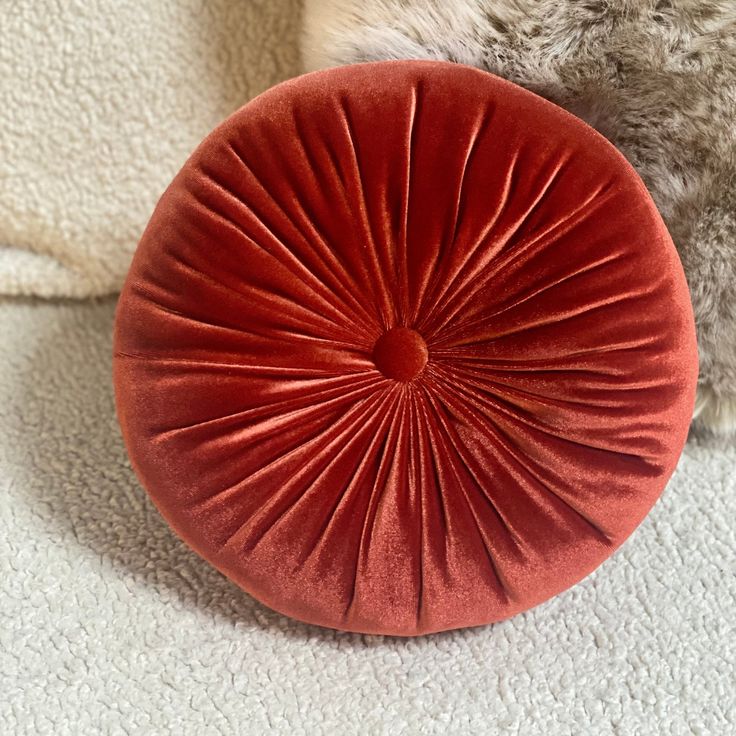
(0, 0), (301, 297)
(2, 298), (734, 734)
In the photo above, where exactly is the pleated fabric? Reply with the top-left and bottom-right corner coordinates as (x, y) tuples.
(113, 61), (698, 636)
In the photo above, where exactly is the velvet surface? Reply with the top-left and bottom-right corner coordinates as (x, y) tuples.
(113, 61), (698, 636)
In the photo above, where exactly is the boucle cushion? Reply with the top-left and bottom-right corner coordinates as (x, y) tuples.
(113, 61), (698, 636)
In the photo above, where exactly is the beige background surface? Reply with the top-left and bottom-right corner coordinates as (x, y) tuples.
(0, 0), (302, 297)
(1, 295), (734, 734)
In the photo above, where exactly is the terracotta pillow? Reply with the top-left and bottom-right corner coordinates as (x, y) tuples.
(113, 61), (698, 636)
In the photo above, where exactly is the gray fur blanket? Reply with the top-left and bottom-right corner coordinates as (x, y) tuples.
(303, 0), (736, 435)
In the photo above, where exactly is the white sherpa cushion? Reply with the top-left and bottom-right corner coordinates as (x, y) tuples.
(0, 0), (301, 298)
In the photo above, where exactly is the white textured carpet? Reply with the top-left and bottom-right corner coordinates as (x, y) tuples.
(0, 0), (300, 298)
(1, 298), (734, 733)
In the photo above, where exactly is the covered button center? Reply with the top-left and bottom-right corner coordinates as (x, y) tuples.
(372, 327), (428, 381)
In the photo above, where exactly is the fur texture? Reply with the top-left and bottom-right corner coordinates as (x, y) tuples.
(302, 0), (736, 435)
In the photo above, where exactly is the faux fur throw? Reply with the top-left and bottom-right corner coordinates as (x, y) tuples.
(302, 0), (736, 435)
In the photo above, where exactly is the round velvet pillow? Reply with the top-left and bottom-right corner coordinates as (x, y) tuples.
(114, 61), (698, 636)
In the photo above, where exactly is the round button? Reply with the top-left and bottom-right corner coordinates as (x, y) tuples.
(372, 327), (428, 381)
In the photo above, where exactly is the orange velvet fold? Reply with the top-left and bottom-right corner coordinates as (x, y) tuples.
(113, 61), (698, 636)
